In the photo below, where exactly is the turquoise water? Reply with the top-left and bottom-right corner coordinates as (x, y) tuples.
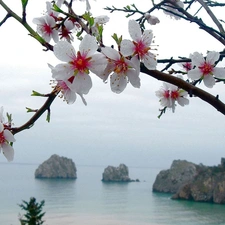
(1, 163), (225, 225)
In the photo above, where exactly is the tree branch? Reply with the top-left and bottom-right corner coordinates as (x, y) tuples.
(11, 87), (60, 135)
(140, 65), (225, 115)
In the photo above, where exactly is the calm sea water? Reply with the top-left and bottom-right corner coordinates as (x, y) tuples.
(1, 163), (225, 225)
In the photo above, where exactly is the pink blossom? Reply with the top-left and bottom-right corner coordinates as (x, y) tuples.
(156, 81), (189, 112)
(101, 47), (140, 93)
(121, 20), (157, 70)
(49, 34), (107, 104)
(187, 51), (225, 88)
(33, 15), (59, 43)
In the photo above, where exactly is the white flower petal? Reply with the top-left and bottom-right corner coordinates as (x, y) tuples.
(4, 129), (16, 142)
(2, 143), (14, 162)
(128, 20), (142, 41)
(213, 67), (225, 79)
(110, 73), (127, 94)
(187, 68), (202, 80)
(142, 30), (153, 46)
(143, 53), (157, 70)
(177, 97), (189, 106)
(203, 75), (215, 88)
(206, 51), (219, 64)
(120, 40), (135, 57)
(89, 53), (108, 76)
(127, 69), (140, 88)
(72, 73), (92, 94)
(191, 52), (204, 67)
(79, 34), (98, 57)
(0, 122), (3, 132)
(64, 89), (77, 104)
(101, 47), (120, 61)
(54, 41), (76, 62)
(49, 63), (73, 80)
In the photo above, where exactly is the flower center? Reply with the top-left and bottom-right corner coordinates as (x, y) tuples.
(0, 131), (5, 144)
(171, 90), (179, 99)
(163, 90), (170, 99)
(58, 80), (69, 91)
(70, 51), (91, 74)
(43, 23), (52, 35)
(114, 58), (128, 74)
(182, 62), (192, 71)
(134, 41), (150, 58)
(199, 62), (214, 75)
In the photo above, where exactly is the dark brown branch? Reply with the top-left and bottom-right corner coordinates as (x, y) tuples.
(140, 64), (225, 115)
(11, 87), (60, 135)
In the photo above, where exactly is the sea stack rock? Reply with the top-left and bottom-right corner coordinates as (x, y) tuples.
(102, 164), (134, 182)
(35, 154), (77, 179)
(172, 158), (225, 204)
(152, 159), (198, 193)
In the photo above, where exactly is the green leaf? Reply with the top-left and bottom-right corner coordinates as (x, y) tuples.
(21, 0), (28, 8)
(111, 33), (123, 46)
(52, 3), (63, 13)
(31, 90), (45, 97)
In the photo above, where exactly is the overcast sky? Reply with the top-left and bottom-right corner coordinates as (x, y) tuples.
(0, 0), (225, 168)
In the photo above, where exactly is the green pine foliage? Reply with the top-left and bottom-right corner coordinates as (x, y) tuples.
(18, 197), (46, 225)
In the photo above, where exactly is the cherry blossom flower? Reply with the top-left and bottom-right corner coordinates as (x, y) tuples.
(0, 122), (15, 162)
(58, 20), (75, 42)
(156, 81), (189, 112)
(187, 51), (225, 88)
(91, 15), (110, 37)
(120, 20), (157, 70)
(101, 46), (140, 94)
(162, 0), (184, 20)
(49, 34), (107, 104)
(33, 15), (59, 43)
(144, 13), (160, 25)
(46, 0), (63, 19)
(0, 107), (15, 162)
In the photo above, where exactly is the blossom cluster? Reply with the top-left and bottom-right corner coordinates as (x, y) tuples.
(48, 19), (157, 103)
(156, 80), (189, 112)
(0, 107), (15, 162)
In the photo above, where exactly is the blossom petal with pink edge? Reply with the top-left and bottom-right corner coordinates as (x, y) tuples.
(79, 34), (98, 57)
(187, 68), (202, 80)
(120, 40), (135, 57)
(2, 143), (14, 162)
(128, 20), (142, 41)
(54, 41), (76, 62)
(203, 75), (215, 88)
(213, 67), (225, 79)
(110, 73), (127, 94)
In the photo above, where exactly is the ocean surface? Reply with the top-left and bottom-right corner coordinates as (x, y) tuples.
(1, 163), (225, 225)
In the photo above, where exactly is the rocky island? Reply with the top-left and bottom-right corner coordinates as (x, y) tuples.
(35, 154), (77, 179)
(153, 158), (225, 204)
(102, 163), (139, 182)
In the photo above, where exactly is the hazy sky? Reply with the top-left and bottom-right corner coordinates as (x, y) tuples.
(0, 0), (225, 168)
